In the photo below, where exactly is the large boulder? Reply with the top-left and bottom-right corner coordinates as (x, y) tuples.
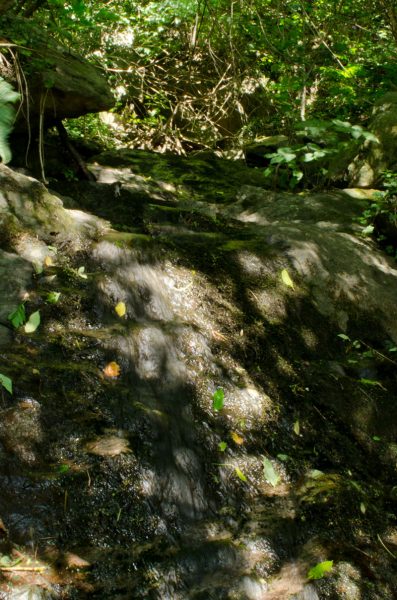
(1, 17), (114, 130)
(348, 92), (397, 187)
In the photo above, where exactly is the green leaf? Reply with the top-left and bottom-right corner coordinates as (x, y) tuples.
(58, 464), (70, 473)
(235, 467), (247, 482)
(218, 441), (227, 452)
(8, 303), (26, 328)
(362, 225), (374, 235)
(281, 269), (294, 289)
(277, 454), (289, 461)
(262, 455), (280, 487)
(307, 560), (333, 580)
(362, 132), (379, 143)
(77, 266), (88, 279)
(359, 378), (385, 390)
(337, 333), (350, 341)
(46, 291), (61, 304)
(24, 310), (41, 333)
(0, 373), (12, 394)
(212, 388), (225, 411)
(293, 420), (300, 435)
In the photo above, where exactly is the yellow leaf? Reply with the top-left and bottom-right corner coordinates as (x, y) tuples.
(281, 269), (294, 289)
(115, 302), (126, 317)
(231, 431), (244, 445)
(293, 420), (300, 435)
(103, 361), (121, 378)
(44, 255), (54, 267)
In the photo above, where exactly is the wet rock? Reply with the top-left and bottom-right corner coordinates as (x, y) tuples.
(5, 18), (113, 131)
(5, 587), (51, 600)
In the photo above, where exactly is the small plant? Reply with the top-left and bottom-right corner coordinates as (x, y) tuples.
(359, 171), (397, 258)
(264, 119), (378, 190)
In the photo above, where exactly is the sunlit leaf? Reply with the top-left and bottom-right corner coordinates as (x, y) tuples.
(115, 301), (126, 317)
(44, 255), (54, 267)
(307, 560), (333, 580)
(277, 454), (289, 461)
(362, 225), (374, 235)
(235, 467), (247, 482)
(360, 502), (366, 514)
(103, 361), (121, 378)
(359, 378), (386, 390)
(231, 431), (244, 445)
(337, 333), (350, 341)
(0, 373), (12, 394)
(8, 303), (26, 328)
(218, 441), (227, 452)
(262, 455), (280, 487)
(212, 387), (224, 411)
(24, 310), (41, 333)
(77, 266), (88, 279)
(281, 269), (294, 289)
(293, 420), (300, 435)
(47, 292), (61, 304)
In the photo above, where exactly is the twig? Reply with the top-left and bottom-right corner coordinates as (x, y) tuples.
(377, 533), (397, 559)
(0, 565), (47, 572)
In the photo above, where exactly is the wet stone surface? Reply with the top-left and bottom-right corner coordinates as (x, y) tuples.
(0, 154), (396, 598)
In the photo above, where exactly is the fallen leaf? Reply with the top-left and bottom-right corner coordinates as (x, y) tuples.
(212, 388), (224, 411)
(235, 467), (247, 482)
(262, 455), (280, 487)
(307, 560), (333, 580)
(115, 301), (126, 317)
(24, 310), (41, 333)
(231, 431), (244, 445)
(44, 256), (54, 267)
(281, 268), (294, 289)
(46, 291), (61, 304)
(103, 361), (121, 378)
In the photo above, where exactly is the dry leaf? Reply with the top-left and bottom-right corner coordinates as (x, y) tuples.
(115, 301), (126, 317)
(231, 431), (244, 445)
(44, 256), (54, 267)
(103, 361), (121, 378)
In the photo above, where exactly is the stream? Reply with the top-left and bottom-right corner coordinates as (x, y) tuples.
(0, 151), (396, 599)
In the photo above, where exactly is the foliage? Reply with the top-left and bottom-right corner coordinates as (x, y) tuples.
(359, 171), (397, 257)
(264, 119), (379, 189)
(0, 77), (20, 164)
(1, 0), (396, 154)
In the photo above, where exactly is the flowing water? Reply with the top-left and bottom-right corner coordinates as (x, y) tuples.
(0, 153), (396, 599)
